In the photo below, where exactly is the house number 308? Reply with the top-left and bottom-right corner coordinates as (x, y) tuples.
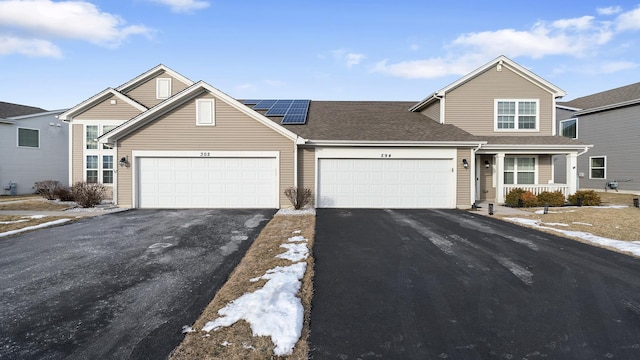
(200, 152), (211, 157)
(381, 154), (392, 158)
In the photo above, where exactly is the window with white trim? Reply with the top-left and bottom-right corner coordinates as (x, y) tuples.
(156, 78), (171, 99)
(590, 156), (606, 179)
(86, 155), (98, 183)
(495, 99), (539, 131)
(196, 99), (215, 126)
(560, 118), (577, 139)
(84, 123), (120, 185)
(504, 157), (536, 184)
(17, 127), (39, 148)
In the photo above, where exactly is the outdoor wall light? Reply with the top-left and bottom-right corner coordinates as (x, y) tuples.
(462, 159), (468, 169)
(119, 156), (130, 168)
(484, 160), (491, 168)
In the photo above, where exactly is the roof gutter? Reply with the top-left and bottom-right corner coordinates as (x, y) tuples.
(303, 140), (486, 147)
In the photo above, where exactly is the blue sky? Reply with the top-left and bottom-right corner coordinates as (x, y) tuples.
(1, 0), (640, 110)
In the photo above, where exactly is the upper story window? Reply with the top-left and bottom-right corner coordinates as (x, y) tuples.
(560, 118), (577, 139)
(84, 122), (120, 186)
(495, 99), (539, 131)
(590, 156), (606, 179)
(156, 78), (172, 99)
(196, 99), (215, 126)
(17, 127), (39, 148)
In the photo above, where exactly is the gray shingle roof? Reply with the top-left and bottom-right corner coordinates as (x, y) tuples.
(267, 101), (480, 142)
(0, 101), (46, 118)
(558, 82), (640, 110)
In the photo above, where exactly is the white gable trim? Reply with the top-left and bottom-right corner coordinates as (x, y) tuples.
(100, 81), (299, 143)
(116, 64), (194, 93)
(58, 89), (147, 121)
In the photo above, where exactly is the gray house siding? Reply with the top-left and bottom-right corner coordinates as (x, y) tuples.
(552, 107), (578, 184)
(575, 105), (640, 192)
(0, 111), (68, 195)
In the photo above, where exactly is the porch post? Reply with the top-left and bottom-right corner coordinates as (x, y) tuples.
(566, 152), (578, 197)
(496, 153), (505, 203)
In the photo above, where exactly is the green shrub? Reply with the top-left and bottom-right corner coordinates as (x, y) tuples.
(537, 191), (566, 207)
(504, 188), (526, 207)
(284, 187), (313, 209)
(34, 180), (61, 200)
(568, 190), (601, 206)
(72, 182), (106, 208)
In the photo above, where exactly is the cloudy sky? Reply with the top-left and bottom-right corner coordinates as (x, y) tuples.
(1, 0), (639, 110)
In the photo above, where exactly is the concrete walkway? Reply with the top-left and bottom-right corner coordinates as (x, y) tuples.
(468, 201), (533, 217)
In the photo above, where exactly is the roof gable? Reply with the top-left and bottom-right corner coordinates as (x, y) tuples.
(101, 81), (299, 143)
(410, 55), (566, 112)
(116, 64), (194, 93)
(58, 88), (147, 121)
(558, 81), (640, 113)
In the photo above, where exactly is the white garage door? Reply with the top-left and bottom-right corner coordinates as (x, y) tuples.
(317, 158), (454, 208)
(138, 157), (277, 208)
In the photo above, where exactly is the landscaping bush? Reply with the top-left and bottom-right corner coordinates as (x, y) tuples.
(537, 191), (566, 207)
(520, 191), (538, 207)
(72, 182), (106, 208)
(284, 187), (313, 210)
(34, 180), (61, 200)
(504, 188), (526, 207)
(54, 186), (75, 202)
(568, 189), (601, 206)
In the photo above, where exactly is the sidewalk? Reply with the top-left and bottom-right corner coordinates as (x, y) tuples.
(467, 201), (532, 217)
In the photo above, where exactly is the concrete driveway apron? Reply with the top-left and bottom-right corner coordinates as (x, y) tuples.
(0, 209), (274, 360)
(310, 208), (640, 359)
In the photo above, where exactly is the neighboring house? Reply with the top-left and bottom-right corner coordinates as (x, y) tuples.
(555, 82), (640, 193)
(0, 101), (69, 195)
(58, 57), (590, 209)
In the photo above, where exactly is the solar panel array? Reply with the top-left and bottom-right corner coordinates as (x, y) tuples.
(243, 99), (310, 124)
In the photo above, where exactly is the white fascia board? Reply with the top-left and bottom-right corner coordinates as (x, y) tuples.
(477, 143), (593, 153)
(556, 104), (582, 112)
(58, 88), (147, 121)
(101, 81), (299, 143)
(116, 64), (194, 92)
(9, 109), (67, 120)
(408, 92), (438, 112)
(305, 140), (486, 147)
(0, 119), (15, 124)
(574, 98), (640, 116)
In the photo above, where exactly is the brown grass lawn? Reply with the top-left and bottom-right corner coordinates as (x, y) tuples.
(0, 195), (40, 203)
(170, 213), (316, 360)
(0, 215), (73, 234)
(498, 191), (640, 245)
(0, 200), (74, 211)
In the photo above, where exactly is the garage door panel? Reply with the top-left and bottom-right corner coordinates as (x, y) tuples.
(138, 157), (277, 208)
(318, 158), (454, 209)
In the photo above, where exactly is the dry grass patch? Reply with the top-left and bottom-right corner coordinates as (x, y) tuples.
(170, 214), (316, 360)
(0, 215), (73, 234)
(597, 191), (639, 206)
(0, 195), (40, 203)
(0, 200), (74, 211)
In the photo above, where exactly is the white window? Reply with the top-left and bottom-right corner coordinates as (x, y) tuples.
(102, 125), (117, 149)
(560, 118), (577, 139)
(83, 122), (121, 186)
(156, 78), (172, 99)
(196, 99), (215, 126)
(590, 156), (606, 179)
(86, 155), (98, 183)
(86, 125), (98, 149)
(102, 155), (114, 184)
(504, 157), (536, 184)
(495, 100), (539, 131)
(17, 127), (39, 148)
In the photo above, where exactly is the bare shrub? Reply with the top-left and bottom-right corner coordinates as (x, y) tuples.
(54, 186), (75, 202)
(34, 180), (61, 200)
(284, 187), (313, 210)
(72, 182), (106, 208)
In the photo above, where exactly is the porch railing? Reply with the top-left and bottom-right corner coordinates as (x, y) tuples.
(503, 184), (571, 198)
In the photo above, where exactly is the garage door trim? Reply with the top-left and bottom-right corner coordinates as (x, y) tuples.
(131, 150), (279, 208)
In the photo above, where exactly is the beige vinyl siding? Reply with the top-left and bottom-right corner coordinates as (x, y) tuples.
(124, 71), (191, 109)
(75, 95), (143, 120)
(116, 93), (295, 208)
(445, 65), (554, 136)
(478, 155), (495, 201)
(71, 124), (84, 184)
(297, 147), (315, 191)
(456, 148), (472, 208)
(538, 155), (552, 184)
(420, 101), (440, 122)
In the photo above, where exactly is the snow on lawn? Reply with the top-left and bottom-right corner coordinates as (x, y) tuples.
(506, 217), (640, 256)
(0, 219), (71, 238)
(201, 231), (310, 356)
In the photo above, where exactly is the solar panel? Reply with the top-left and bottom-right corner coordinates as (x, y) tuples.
(281, 114), (307, 124)
(265, 100), (294, 116)
(242, 99), (261, 105)
(253, 99), (278, 110)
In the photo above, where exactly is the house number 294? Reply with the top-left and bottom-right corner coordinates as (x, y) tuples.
(381, 154), (392, 158)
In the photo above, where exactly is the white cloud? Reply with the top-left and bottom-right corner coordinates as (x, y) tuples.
(585, 60), (639, 74)
(551, 15), (595, 30)
(372, 55), (481, 79)
(147, 0), (209, 13)
(616, 6), (640, 31)
(597, 6), (622, 15)
(332, 49), (366, 68)
(0, 0), (152, 56)
(0, 35), (61, 58)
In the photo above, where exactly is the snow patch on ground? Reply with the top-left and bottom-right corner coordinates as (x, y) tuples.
(505, 217), (640, 256)
(276, 243), (309, 262)
(276, 208), (316, 216)
(0, 219), (71, 238)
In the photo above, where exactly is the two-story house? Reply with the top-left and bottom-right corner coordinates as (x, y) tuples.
(0, 101), (68, 195)
(555, 82), (640, 193)
(58, 56), (590, 209)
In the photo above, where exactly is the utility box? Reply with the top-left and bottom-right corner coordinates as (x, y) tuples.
(8, 182), (17, 196)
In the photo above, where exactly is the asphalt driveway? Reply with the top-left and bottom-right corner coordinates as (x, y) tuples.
(0, 209), (275, 360)
(310, 209), (640, 359)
